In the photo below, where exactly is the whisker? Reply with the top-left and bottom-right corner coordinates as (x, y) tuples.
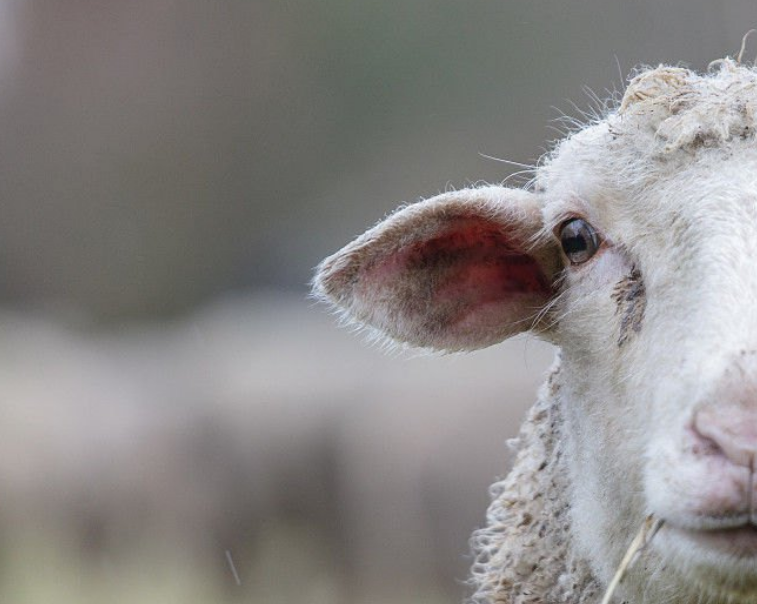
(477, 152), (537, 171)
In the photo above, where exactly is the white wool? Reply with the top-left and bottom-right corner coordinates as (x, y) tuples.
(468, 360), (599, 604)
(619, 61), (757, 154)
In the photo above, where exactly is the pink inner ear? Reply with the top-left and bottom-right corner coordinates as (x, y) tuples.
(406, 219), (551, 298)
(348, 214), (554, 346)
(360, 216), (552, 336)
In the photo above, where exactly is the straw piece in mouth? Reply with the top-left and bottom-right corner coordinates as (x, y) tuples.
(600, 515), (664, 604)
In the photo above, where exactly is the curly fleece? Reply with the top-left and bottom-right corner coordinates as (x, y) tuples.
(468, 360), (600, 603)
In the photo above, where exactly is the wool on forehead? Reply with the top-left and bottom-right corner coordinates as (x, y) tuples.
(536, 60), (757, 199)
(618, 60), (757, 154)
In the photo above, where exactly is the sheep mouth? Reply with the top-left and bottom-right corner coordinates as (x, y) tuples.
(671, 521), (757, 557)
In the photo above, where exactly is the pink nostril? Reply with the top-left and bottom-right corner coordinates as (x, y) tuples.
(693, 406), (757, 468)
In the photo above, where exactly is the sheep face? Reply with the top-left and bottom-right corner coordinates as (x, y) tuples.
(314, 61), (757, 602)
(540, 63), (757, 602)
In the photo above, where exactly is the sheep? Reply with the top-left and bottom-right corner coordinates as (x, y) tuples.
(313, 58), (757, 603)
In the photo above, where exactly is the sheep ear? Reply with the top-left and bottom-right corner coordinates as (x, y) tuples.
(313, 186), (561, 351)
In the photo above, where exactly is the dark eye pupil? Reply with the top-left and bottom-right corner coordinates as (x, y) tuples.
(559, 218), (599, 264)
(562, 233), (587, 254)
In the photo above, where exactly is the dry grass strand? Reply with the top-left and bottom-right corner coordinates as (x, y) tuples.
(600, 515), (664, 604)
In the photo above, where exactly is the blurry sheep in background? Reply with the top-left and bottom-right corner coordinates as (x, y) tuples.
(0, 295), (550, 603)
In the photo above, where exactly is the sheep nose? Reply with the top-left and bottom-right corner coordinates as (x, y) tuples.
(693, 405), (757, 469)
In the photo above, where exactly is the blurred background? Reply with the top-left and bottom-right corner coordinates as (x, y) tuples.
(0, 1), (752, 602)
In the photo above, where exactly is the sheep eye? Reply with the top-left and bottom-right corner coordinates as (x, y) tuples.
(559, 218), (600, 264)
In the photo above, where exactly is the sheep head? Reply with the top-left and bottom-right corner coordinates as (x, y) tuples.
(314, 60), (757, 603)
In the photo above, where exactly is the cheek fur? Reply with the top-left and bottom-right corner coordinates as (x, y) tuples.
(559, 248), (636, 339)
(612, 266), (647, 347)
